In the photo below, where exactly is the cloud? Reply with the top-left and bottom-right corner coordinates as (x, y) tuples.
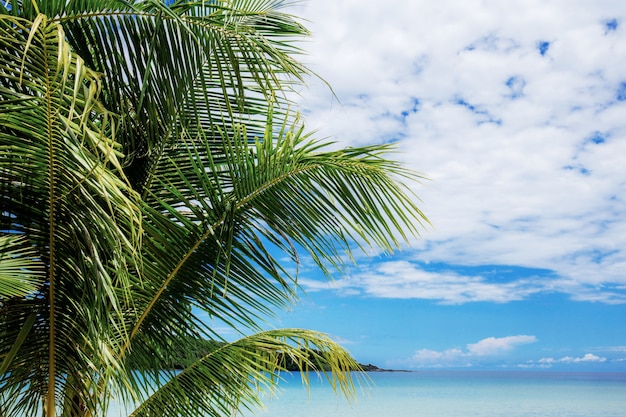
(300, 260), (551, 304)
(289, 0), (626, 305)
(537, 353), (607, 366)
(467, 335), (537, 356)
(563, 353), (607, 363)
(401, 338), (612, 370)
(409, 348), (470, 368)
(403, 335), (537, 368)
(601, 346), (626, 353)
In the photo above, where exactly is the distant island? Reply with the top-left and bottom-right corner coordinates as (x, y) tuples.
(281, 360), (409, 372)
(169, 338), (409, 372)
(278, 349), (410, 372)
(359, 363), (411, 372)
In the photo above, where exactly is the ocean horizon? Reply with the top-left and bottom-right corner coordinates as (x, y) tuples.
(105, 370), (626, 416)
(243, 370), (626, 417)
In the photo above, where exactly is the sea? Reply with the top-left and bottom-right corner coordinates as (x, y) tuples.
(242, 371), (626, 417)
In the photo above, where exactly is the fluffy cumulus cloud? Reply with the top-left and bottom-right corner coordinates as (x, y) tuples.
(401, 335), (537, 368)
(288, 0), (626, 305)
(467, 335), (537, 356)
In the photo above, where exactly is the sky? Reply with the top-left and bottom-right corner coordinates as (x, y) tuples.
(254, 0), (626, 371)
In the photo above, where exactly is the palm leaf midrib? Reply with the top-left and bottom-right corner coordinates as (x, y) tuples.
(124, 152), (320, 351)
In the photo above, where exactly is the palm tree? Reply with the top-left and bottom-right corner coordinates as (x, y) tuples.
(0, 1), (428, 416)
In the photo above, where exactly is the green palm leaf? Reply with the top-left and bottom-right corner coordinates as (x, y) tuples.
(121, 109), (427, 379)
(0, 12), (142, 416)
(0, 235), (45, 299)
(54, 0), (310, 193)
(129, 329), (364, 417)
(0, 2), (429, 416)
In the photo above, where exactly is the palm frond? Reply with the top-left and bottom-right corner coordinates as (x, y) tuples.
(121, 110), (427, 381)
(0, 12), (142, 416)
(0, 2), (429, 416)
(0, 235), (45, 299)
(129, 329), (365, 417)
(52, 0), (310, 192)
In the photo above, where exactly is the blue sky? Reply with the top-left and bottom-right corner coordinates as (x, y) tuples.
(249, 0), (626, 371)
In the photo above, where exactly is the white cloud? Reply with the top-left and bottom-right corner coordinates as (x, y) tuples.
(467, 335), (537, 356)
(538, 353), (607, 365)
(290, 0), (626, 304)
(602, 346), (626, 353)
(402, 335), (537, 368)
(300, 260), (545, 304)
(409, 348), (470, 368)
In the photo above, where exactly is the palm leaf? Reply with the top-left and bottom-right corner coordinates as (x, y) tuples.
(129, 329), (365, 417)
(54, 0), (310, 193)
(0, 13), (142, 416)
(0, 235), (45, 299)
(0, 2), (429, 416)
(120, 109), (427, 380)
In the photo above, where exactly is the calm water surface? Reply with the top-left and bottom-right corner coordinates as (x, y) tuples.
(245, 371), (626, 417)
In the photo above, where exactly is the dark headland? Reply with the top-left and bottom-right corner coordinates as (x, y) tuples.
(359, 363), (411, 372)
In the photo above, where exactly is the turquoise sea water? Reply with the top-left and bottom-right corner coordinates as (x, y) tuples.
(246, 371), (626, 417)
